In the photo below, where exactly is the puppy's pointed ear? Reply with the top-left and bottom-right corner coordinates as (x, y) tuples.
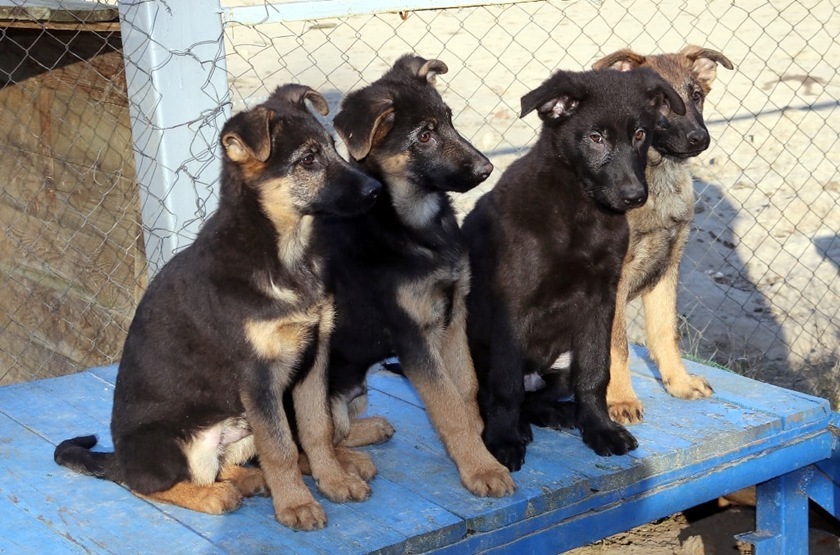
(333, 96), (395, 160)
(592, 49), (647, 71)
(395, 55), (449, 85)
(222, 106), (275, 163)
(273, 84), (331, 116)
(416, 58), (448, 85)
(520, 72), (582, 121)
(641, 68), (686, 117)
(681, 45), (734, 91)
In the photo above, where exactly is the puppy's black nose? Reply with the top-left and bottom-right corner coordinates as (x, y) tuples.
(474, 160), (494, 181)
(362, 178), (382, 200)
(686, 129), (709, 148)
(622, 191), (647, 208)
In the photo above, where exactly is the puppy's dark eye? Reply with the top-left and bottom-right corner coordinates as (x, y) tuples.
(634, 129), (646, 142)
(589, 133), (603, 144)
(301, 153), (316, 166)
(418, 130), (433, 143)
(692, 89), (703, 102)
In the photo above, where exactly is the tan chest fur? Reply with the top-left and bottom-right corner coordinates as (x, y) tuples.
(396, 255), (470, 329)
(624, 152), (695, 299)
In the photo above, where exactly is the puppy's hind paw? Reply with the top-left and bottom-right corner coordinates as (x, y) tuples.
(344, 416), (395, 447)
(220, 465), (268, 497)
(336, 447), (377, 481)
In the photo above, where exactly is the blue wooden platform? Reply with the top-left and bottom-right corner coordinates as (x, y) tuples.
(1, 345), (838, 554)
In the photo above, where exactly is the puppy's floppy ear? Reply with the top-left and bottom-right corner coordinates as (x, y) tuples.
(681, 45), (734, 91)
(592, 49), (647, 72)
(395, 54), (449, 85)
(333, 95), (395, 160)
(520, 71), (582, 121)
(640, 68), (686, 117)
(221, 106), (275, 163)
(273, 83), (331, 116)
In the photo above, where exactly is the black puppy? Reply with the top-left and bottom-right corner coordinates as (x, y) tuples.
(463, 68), (685, 471)
(320, 54), (515, 497)
(54, 85), (381, 530)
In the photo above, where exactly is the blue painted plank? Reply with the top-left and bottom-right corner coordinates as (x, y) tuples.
(0, 497), (87, 555)
(88, 365), (118, 385)
(0, 380), (113, 450)
(435, 431), (832, 555)
(368, 367), (424, 408)
(364, 385), (591, 532)
(1, 357), (832, 555)
(31, 371), (115, 426)
(627, 345), (829, 430)
(0, 412), (225, 554)
(363, 364), (806, 535)
(335, 475), (466, 553)
(3, 370), (467, 555)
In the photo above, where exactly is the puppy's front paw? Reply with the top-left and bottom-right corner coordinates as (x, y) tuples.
(608, 398), (645, 425)
(664, 373), (713, 400)
(275, 499), (327, 531)
(484, 435), (527, 472)
(316, 471), (371, 502)
(462, 462), (516, 497)
(581, 422), (638, 456)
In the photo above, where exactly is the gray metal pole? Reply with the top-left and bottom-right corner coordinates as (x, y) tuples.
(118, 0), (230, 277)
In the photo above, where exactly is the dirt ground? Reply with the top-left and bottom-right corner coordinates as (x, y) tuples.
(567, 496), (840, 555)
(219, 0), (840, 551)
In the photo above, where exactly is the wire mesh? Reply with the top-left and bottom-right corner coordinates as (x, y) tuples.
(1, 0), (838, 406)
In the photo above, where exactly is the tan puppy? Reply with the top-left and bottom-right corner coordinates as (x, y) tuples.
(592, 45), (733, 424)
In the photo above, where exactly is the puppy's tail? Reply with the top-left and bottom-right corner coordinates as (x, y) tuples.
(54, 435), (120, 482)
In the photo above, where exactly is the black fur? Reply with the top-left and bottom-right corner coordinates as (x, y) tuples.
(323, 54), (492, 404)
(317, 56), (515, 498)
(54, 85), (380, 498)
(464, 68), (686, 471)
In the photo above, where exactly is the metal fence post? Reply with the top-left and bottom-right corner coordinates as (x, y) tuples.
(118, 0), (230, 277)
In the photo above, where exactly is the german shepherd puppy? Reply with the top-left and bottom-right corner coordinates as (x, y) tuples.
(464, 68), (685, 471)
(591, 45), (733, 424)
(53, 85), (382, 531)
(320, 54), (515, 497)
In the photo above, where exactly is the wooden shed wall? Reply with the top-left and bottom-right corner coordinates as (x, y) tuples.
(0, 27), (145, 385)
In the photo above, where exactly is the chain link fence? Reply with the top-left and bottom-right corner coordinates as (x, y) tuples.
(1, 0), (838, 406)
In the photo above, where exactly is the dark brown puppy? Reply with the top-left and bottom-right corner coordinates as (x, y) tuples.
(464, 68), (685, 471)
(54, 85), (381, 530)
(320, 54), (515, 497)
(591, 45), (733, 424)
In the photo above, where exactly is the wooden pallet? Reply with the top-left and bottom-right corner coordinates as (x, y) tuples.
(0, 345), (836, 554)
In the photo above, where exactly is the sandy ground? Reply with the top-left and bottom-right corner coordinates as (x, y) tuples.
(218, 0), (840, 551)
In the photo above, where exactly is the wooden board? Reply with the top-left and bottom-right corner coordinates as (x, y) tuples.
(0, 0), (118, 24)
(0, 346), (834, 553)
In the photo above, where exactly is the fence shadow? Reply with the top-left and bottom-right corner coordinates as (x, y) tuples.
(814, 235), (840, 272)
(674, 178), (792, 385)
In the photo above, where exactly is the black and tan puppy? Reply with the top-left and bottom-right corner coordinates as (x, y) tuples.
(590, 45), (733, 424)
(464, 68), (685, 471)
(53, 85), (381, 530)
(320, 54), (515, 497)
